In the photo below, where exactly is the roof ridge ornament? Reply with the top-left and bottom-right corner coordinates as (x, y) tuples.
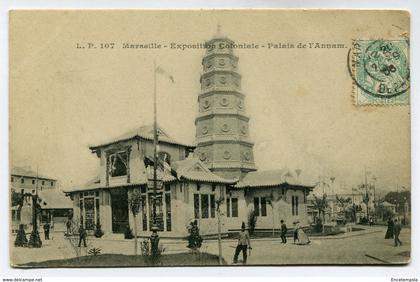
(212, 22), (225, 39)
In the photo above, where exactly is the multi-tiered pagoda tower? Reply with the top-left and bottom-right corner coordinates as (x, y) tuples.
(195, 32), (257, 180)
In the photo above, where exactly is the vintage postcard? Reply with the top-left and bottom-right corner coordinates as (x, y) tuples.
(9, 9), (410, 267)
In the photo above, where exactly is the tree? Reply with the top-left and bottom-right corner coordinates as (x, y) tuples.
(11, 190), (23, 207)
(358, 183), (374, 218)
(362, 192), (370, 218)
(336, 195), (351, 209)
(311, 194), (328, 233)
(334, 195), (351, 224)
(64, 218), (85, 257)
(384, 191), (410, 213)
(215, 195), (224, 265)
(375, 204), (395, 222)
(344, 203), (360, 223)
(247, 210), (258, 236)
(128, 188), (142, 255)
(336, 195), (351, 212)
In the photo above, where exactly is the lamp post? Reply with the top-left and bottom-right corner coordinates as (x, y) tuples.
(28, 169), (42, 248)
(372, 176), (377, 221)
(364, 167), (369, 220)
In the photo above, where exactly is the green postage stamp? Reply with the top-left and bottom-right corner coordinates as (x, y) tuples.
(348, 39), (410, 106)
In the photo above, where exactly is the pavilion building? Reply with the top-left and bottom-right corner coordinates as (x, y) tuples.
(64, 125), (236, 237)
(64, 31), (315, 238)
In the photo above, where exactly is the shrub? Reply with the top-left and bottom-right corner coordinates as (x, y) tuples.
(88, 247), (102, 256)
(248, 210), (258, 235)
(359, 217), (368, 225)
(141, 239), (150, 256)
(124, 225), (134, 239)
(314, 218), (323, 233)
(94, 223), (104, 238)
(14, 224), (28, 247)
(186, 220), (203, 251)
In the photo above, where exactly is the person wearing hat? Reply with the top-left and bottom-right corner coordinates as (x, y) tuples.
(233, 222), (252, 264)
(280, 219), (288, 244)
(393, 218), (402, 247)
(78, 224), (87, 248)
(294, 221), (310, 245)
(43, 222), (50, 240)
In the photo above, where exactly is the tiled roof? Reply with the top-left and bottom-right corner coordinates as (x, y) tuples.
(37, 190), (73, 209)
(173, 158), (237, 184)
(64, 157), (236, 193)
(89, 124), (195, 150)
(11, 167), (55, 180)
(11, 187), (72, 209)
(65, 178), (102, 192)
(235, 169), (315, 189)
(63, 176), (150, 193)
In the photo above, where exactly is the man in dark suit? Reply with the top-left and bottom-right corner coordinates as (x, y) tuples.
(78, 224), (87, 247)
(233, 222), (252, 264)
(280, 220), (287, 243)
(393, 219), (402, 247)
(43, 222), (50, 240)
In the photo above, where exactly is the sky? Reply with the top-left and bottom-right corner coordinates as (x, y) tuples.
(9, 10), (410, 197)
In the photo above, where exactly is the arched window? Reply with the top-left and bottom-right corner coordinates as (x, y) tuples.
(158, 151), (171, 165)
(108, 151), (128, 177)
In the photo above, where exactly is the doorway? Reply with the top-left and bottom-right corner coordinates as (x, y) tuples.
(110, 189), (129, 233)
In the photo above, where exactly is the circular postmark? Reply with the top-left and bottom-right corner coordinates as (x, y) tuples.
(348, 39), (409, 100)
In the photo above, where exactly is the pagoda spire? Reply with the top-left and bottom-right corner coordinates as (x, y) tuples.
(194, 33), (257, 180)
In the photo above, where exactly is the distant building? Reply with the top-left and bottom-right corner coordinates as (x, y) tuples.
(11, 167), (58, 194)
(233, 169), (314, 231)
(10, 167), (73, 232)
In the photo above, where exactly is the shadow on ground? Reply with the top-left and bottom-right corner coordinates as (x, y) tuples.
(16, 252), (226, 268)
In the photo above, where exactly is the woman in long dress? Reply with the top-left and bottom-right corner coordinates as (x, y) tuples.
(385, 217), (394, 239)
(295, 222), (311, 245)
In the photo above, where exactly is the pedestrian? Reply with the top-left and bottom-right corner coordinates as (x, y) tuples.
(384, 217), (394, 239)
(393, 219), (402, 247)
(233, 222), (251, 264)
(293, 221), (299, 244)
(78, 224), (87, 248)
(43, 222), (50, 240)
(280, 219), (287, 244)
(369, 217), (374, 226)
(295, 222), (311, 245)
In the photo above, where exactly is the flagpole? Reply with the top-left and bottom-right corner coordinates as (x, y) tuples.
(150, 59), (160, 259)
(34, 167), (39, 231)
(153, 58), (157, 208)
